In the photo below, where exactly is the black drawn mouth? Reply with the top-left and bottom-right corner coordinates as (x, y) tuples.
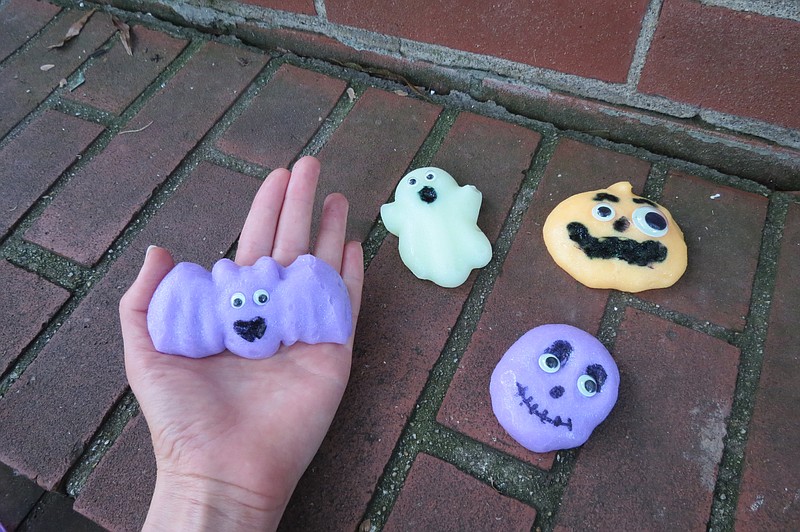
(567, 222), (667, 267)
(418, 186), (437, 204)
(516, 382), (573, 431)
(234, 317), (266, 342)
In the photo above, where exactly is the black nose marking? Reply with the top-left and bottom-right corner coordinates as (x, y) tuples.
(234, 317), (266, 342)
(549, 385), (565, 399)
(613, 216), (630, 233)
(418, 186), (437, 203)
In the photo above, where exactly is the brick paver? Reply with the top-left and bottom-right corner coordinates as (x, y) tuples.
(438, 139), (650, 467)
(383, 453), (537, 531)
(24, 41), (266, 265)
(0, 9), (114, 138)
(735, 202), (800, 528)
(74, 415), (154, 531)
(326, 0), (650, 82)
(555, 307), (739, 529)
(63, 25), (188, 114)
(640, 0), (800, 129)
(0, 110), (104, 238)
(0, 0), (61, 62)
(1, 2), (798, 530)
(0, 260), (69, 374)
(641, 171), (768, 330)
(216, 64), (347, 170)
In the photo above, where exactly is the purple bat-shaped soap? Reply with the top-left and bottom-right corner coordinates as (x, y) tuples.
(147, 254), (352, 359)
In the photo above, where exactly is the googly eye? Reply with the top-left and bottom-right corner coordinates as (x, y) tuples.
(632, 206), (668, 237)
(230, 292), (246, 308)
(253, 289), (270, 305)
(592, 203), (616, 221)
(538, 353), (561, 373)
(408, 177), (417, 186)
(425, 172), (435, 180)
(577, 374), (598, 397)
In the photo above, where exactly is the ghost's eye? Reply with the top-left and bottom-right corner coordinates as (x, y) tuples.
(230, 292), (246, 308)
(577, 374), (598, 397)
(425, 172), (435, 180)
(592, 203), (615, 221)
(253, 289), (270, 305)
(538, 353), (561, 373)
(408, 177), (417, 185)
(632, 206), (668, 237)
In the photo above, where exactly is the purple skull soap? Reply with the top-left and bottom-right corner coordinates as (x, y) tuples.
(490, 324), (619, 453)
(147, 254), (352, 359)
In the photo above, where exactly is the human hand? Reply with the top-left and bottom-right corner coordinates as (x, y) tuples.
(119, 156), (364, 530)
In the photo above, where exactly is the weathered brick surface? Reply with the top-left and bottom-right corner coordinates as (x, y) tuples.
(0, 8), (114, 138)
(438, 139), (650, 467)
(0, 0), (61, 62)
(279, 112), (532, 530)
(326, 0), (649, 83)
(0, 163), (260, 489)
(313, 88), (442, 241)
(383, 453), (537, 531)
(0, 110), (104, 238)
(641, 171), (768, 330)
(74, 415), (154, 531)
(0, 260), (70, 375)
(19, 492), (105, 532)
(63, 25), (187, 114)
(0, 461), (44, 531)
(555, 307), (739, 530)
(216, 64), (347, 169)
(735, 202), (800, 529)
(24, 41), (266, 265)
(240, 0), (315, 15)
(640, 0), (800, 130)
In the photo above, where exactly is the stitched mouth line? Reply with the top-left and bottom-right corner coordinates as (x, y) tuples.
(516, 382), (573, 431)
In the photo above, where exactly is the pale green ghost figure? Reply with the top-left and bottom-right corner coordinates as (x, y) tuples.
(380, 167), (492, 288)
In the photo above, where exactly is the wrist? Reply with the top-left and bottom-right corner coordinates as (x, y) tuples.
(143, 468), (288, 531)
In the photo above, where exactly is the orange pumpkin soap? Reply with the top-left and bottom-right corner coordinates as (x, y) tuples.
(543, 182), (687, 292)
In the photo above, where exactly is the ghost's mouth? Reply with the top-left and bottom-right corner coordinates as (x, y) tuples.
(567, 222), (667, 267)
(234, 317), (266, 342)
(516, 382), (573, 431)
(418, 186), (437, 204)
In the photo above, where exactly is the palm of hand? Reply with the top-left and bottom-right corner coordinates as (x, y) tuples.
(119, 157), (363, 518)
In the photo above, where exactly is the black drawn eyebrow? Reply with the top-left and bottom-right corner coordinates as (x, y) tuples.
(593, 192), (620, 202)
(632, 197), (657, 207)
(545, 340), (573, 364)
(586, 364), (608, 392)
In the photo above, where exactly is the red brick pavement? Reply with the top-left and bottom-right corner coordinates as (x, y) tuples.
(0, 2), (798, 531)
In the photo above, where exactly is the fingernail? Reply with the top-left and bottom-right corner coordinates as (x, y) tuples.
(146, 245), (157, 258)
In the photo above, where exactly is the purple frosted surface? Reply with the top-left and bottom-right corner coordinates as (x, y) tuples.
(147, 254), (352, 359)
(490, 324), (619, 453)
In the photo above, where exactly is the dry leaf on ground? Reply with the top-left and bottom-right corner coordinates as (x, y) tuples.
(112, 16), (133, 56)
(48, 9), (96, 49)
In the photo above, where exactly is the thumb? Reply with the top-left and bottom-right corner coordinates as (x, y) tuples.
(119, 246), (175, 354)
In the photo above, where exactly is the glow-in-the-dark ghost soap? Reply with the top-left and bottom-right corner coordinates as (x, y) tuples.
(380, 167), (492, 288)
(147, 254), (352, 359)
(490, 324), (619, 453)
(543, 181), (687, 293)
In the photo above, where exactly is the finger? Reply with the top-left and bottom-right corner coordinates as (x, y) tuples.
(313, 193), (348, 272)
(271, 156), (320, 266)
(340, 241), (364, 348)
(235, 167), (291, 266)
(119, 246), (175, 357)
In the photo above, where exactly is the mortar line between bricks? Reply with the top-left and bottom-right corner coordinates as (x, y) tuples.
(359, 133), (560, 529)
(626, 0), (664, 89)
(707, 191), (789, 531)
(0, 6), (70, 72)
(63, 390), (140, 496)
